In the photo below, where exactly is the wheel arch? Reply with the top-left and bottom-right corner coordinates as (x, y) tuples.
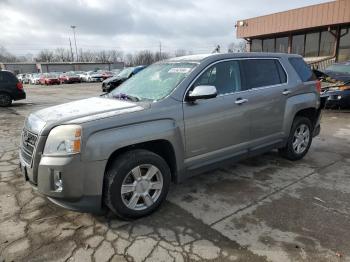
(104, 139), (178, 183)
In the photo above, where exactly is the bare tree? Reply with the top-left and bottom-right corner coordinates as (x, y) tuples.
(80, 50), (96, 62)
(35, 49), (55, 62)
(54, 48), (73, 62)
(212, 45), (221, 53)
(174, 49), (187, 57)
(227, 41), (246, 53)
(0, 46), (18, 62)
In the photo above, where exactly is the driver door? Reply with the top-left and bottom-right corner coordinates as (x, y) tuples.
(183, 60), (251, 168)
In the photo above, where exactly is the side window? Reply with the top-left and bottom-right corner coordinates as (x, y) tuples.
(193, 60), (241, 95)
(288, 57), (316, 82)
(241, 59), (286, 90)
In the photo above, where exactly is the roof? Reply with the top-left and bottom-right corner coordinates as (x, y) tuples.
(166, 52), (301, 63)
(236, 0), (350, 38)
(167, 54), (215, 62)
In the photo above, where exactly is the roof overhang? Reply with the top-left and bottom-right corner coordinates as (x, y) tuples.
(236, 0), (350, 39)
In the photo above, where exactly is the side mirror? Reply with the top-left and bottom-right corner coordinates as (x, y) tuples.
(187, 85), (217, 101)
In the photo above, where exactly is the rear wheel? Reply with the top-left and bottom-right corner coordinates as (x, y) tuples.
(0, 93), (12, 107)
(104, 150), (171, 219)
(279, 117), (312, 161)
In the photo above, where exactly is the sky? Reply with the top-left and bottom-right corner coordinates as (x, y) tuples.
(0, 0), (331, 56)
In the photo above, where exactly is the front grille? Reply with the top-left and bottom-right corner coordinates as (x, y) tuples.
(21, 129), (38, 165)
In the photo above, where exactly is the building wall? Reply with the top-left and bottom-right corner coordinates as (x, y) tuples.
(1, 62), (124, 74)
(1, 63), (39, 74)
(237, 0), (350, 38)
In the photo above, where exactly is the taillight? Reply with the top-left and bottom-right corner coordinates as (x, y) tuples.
(315, 80), (321, 93)
(16, 82), (23, 90)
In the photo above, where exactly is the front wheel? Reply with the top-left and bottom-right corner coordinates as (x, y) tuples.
(104, 150), (171, 219)
(279, 117), (312, 161)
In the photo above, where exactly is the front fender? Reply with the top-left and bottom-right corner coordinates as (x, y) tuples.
(82, 119), (185, 171)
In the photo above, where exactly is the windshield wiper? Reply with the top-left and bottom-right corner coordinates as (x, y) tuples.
(111, 93), (140, 102)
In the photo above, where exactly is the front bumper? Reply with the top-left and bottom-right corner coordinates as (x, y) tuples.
(19, 152), (107, 213)
(321, 91), (350, 109)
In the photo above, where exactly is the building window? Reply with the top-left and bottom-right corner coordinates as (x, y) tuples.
(263, 38), (275, 52)
(305, 32), (320, 57)
(338, 27), (350, 62)
(319, 30), (336, 57)
(292, 34), (305, 56)
(276, 37), (288, 53)
(251, 39), (262, 52)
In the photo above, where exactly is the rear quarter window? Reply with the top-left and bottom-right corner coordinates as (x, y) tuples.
(240, 59), (287, 90)
(288, 57), (316, 82)
(0, 71), (17, 83)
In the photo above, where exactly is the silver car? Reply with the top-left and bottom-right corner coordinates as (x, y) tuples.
(19, 53), (321, 219)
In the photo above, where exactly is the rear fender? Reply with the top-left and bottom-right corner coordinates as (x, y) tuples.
(283, 93), (319, 136)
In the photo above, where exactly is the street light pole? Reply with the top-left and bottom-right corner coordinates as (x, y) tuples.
(71, 25), (79, 62)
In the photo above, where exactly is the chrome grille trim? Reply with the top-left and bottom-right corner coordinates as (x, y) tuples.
(20, 129), (38, 166)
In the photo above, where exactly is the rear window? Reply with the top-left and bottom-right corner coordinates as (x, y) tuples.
(288, 57), (316, 82)
(240, 59), (287, 90)
(0, 71), (17, 83)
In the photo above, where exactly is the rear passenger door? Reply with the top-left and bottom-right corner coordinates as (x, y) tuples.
(240, 59), (288, 149)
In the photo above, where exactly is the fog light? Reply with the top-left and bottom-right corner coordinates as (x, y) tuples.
(337, 95), (342, 100)
(53, 170), (63, 192)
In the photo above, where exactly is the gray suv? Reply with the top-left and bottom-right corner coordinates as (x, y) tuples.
(19, 53), (321, 219)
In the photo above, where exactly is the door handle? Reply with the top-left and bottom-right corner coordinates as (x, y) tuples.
(282, 89), (291, 95)
(235, 98), (248, 105)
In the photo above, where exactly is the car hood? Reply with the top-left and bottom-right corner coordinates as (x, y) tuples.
(324, 71), (350, 82)
(25, 97), (145, 134)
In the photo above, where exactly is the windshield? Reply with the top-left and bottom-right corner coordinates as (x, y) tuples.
(326, 64), (350, 74)
(110, 62), (197, 101)
(117, 68), (134, 78)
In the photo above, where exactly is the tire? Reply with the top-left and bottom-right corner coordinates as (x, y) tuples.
(0, 93), (12, 107)
(104, 149), (171, 219)
(279, 116), (313, 161)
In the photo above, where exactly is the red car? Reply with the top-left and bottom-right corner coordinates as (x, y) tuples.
(59, 72), (81, 84)
(100, 71), (113, 80)
(39, 74), (60, 85)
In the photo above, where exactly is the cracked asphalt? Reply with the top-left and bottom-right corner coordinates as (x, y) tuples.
(0, 83), (349, 262)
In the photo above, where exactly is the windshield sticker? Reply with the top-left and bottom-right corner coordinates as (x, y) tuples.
(168, 68), (192, 74)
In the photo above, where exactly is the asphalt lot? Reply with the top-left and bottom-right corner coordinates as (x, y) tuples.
(0, 83), (350, 262)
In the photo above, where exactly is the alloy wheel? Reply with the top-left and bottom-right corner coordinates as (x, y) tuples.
(292, 124), (310, 154)
(121, 164), (163, 211)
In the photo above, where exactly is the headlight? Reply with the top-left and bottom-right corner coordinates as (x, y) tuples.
(43, 125), (82, 156)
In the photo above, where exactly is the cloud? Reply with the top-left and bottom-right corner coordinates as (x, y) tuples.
(0, 0), (330, 55)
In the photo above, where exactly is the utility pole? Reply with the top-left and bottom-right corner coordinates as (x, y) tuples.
(71, 25), (79, 62)
(159, 41), (162, 58)
(69, 37), (74, 62)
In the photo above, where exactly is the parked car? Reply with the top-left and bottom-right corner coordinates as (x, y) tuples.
(0, 70), (26, 106)
(82, 71), (104, 82)
(99, 70), (113, 80)
(324, 61), (350, 82)
(29, 73), (41, 85)
(319, 73), (350, 109)
(102, 66), (146, 92)
(17, 74), (31, 84)
(39, 73), (60, 85)
(19, 53), (321, 219)
(59, 72), (81, 84)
